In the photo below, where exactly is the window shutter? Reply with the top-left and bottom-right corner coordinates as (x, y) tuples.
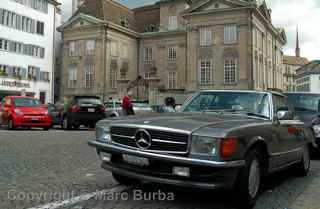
(6, 66), (13, 77)
(40, 48), (45, 58)
(35, 67), (41, 81)
(20, 68), (27, 80)
(0, 9), (4, 25)
(40, 71), (45, 81)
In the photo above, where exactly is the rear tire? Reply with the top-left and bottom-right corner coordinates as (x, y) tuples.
(294, 144), (310, 177)
(112, 173), (141, 186)
(89, 124), (96, 129)
(73, 125), (80, 130)
(43, 127), (50, 131)
(8, 119), (15, 130)
(233, 148), (263, 208)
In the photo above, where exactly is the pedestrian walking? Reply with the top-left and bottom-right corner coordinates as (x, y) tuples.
(122, 92), (135, 116)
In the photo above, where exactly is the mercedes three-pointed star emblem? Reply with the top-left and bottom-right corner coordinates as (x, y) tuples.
(134, 129), (152, 150)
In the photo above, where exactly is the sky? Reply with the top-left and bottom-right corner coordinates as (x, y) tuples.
(60, 0), (320, 61)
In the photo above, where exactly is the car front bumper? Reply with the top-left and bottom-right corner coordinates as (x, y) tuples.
(88, 140), (245, 189)
(14, 115), (52, 127)
(69, 113), (106, 125)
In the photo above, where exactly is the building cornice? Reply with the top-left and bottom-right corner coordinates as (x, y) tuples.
(139, 30), (186, 38)
(48, 0), (61, 6)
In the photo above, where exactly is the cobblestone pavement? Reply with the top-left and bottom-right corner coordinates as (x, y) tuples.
(1, 129), (320, 209)
(0, 129), (117, 209)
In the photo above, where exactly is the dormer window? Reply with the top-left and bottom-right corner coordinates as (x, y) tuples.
(168, 16), (177, 31)
(120, 16), (129, 28)
(145, 24), (156, 32)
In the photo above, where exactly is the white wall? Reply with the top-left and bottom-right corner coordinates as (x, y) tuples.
(0, 0), (56, 103)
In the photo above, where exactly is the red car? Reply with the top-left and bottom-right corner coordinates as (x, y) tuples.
(1, 96), (52, 130)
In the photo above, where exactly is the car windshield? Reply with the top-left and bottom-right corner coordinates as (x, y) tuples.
(183, 91), (270, 118)
(14, 98), (40, 107)
(286, 94), (320, 112)
(76, 97), (102, 105)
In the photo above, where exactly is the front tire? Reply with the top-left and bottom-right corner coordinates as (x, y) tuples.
(294, 144), (310, 177)
(234, 149), (263, 208)
(112, 173), (141, 186)
(43, 127), (50, 131)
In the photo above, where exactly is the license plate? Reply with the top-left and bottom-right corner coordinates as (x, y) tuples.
(88, 108), (95, 113)
(31, 117), (39, 120)
(123, 154), (149, 166)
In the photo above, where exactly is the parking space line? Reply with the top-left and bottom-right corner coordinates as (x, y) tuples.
(27, 185), (129, 209)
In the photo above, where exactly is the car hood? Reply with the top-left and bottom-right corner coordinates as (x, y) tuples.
(295, 111), (320, 126)
(98, 112), (267, 136)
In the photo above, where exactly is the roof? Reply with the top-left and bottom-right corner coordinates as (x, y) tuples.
(283, 55), (309, 66)
(296, 60), (320, 77)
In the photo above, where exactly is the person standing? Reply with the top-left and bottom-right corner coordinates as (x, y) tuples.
(122, 92), (135, 116)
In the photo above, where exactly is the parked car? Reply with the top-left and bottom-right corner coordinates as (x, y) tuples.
(89, 90), (313, 207)
(57, 96), (106, 130)
(104, 100), (153, 117)
(1, 96), (52, 130)
(285, 92), (320, 150)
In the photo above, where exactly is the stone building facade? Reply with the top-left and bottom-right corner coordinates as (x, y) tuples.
(60, 0), (286, 105)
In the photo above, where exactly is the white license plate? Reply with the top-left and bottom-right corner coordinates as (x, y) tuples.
(88, 108), (95, 113)
(123, 154), (149, 166)
(31, 117), (39, 120)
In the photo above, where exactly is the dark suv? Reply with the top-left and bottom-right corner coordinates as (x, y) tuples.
(58, 96), (106, 130)
(285, 92), (320, 150)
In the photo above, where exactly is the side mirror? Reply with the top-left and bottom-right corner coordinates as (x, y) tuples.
(277, 110), (293, 121)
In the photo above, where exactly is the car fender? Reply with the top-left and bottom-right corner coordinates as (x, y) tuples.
(243, 136), (269, 158)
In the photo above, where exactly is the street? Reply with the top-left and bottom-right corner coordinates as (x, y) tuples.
(1, 129), (320, 209)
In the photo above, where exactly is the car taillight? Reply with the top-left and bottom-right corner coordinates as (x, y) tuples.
(220, 138), (237, 158)
(99, 106), (106, 112)
(70, 105), (80, 113)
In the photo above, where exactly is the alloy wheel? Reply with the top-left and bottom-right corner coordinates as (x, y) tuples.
(248, 158), (261, 199)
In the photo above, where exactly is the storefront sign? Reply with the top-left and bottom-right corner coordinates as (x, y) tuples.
(0, 80), (31, 88)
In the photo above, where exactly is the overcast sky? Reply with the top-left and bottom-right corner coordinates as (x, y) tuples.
(60, 0), (320, 61)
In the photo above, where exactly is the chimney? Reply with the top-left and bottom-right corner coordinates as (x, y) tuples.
(295, 25), (300, 57)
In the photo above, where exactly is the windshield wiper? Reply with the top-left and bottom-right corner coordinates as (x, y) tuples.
(203, 109), (269, 119)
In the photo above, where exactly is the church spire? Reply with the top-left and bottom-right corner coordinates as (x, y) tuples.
(295, 25), (300, 57)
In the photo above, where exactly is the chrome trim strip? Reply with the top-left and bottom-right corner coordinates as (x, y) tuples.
(110, 124), (191, 135)
(89, 140), (245, 168)
(152, 138), (187, 145)
(111, 141), (188, 154)
(279, 120), (305, 125)
(269, 148), (303, 157)
(112, 134), (135, 139)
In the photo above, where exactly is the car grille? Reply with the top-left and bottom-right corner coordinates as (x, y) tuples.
(110, 126), (189, 154)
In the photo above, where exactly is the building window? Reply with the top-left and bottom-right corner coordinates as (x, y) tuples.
(69, 41), (76, 57)
(168, 47), (177, 61)
(0, 39), (9, 51)
(199, 60), (212, 85)
(120, 16), (129, 28)
(144, 73), (152, 79)
(224, 58), (237, 84)
(168, 71), (177, 89)
(40, 71), (50, 82)
(84, 64), (94, 88)
(168, 16), (177, 31)
(224, 25), (237, 44)
(36, 21), (44, 35)
(68, 65), (77, 88)
(199, 27), (212, 47)
(144, 48), (153, 62)
(28, 66), (40, 80)
(85, 40), (95, 56)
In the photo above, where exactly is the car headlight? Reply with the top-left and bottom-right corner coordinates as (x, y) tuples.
(191, 135), (218, 156)
(14, 109), (23, 116)
(95, 126), (111, 143)
(313, 124), (320, 138)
